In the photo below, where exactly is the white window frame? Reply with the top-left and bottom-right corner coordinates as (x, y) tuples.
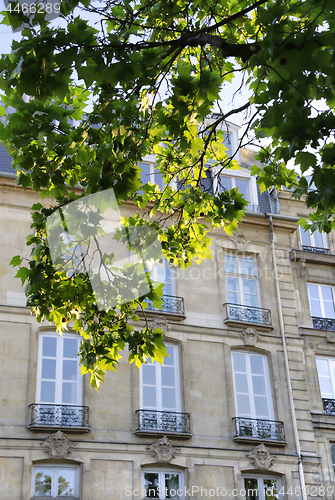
(151, 259), (176, 298)
(232, 351), (274, 420)
(300, 225), (328, 250)
(224, 254), (261, 308)
(140, 343), (181, 412)
(142, 469), (184, 500)
(32, 464), (79, 498)
(243, 475), (282, 500)
(316, 356), (335, 399)
(36, 332), (82, 406)
(307, 283), (335, 319)
(215, 170), (258, 209)
(139, 156), (177, 191)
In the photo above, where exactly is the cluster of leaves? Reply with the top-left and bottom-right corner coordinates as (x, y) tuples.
(1, 0), (335, 385)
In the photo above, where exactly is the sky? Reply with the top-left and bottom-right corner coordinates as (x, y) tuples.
(0, 1), (252, 129)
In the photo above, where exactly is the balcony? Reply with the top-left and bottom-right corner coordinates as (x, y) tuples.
(27, 404), (90, 432)
(135, 409), (191, 438)
(302, 245), (329, 254)
(233, 417), (286, 445)
(223, 303), (272, 330)
(311, 317), (335, 332)
(139, 295), (185, 320)
(323, 398), (335, 415)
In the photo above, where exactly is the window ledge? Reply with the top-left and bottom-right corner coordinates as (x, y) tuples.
(27, 424), (90, 433)
(233, 436), (286, 447)
(290, 249), (335, 266)
(224, 318), (273, 332)
(137, 309), (186, 321)
(135, 429), (191, 439)
(310, 411), (335, 431)
(31, 497), (79, 500)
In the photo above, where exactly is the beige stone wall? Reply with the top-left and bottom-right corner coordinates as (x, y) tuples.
(1, 177), (335, 499)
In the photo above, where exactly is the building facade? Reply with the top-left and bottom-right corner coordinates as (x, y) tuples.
(0, 134), (335, 500)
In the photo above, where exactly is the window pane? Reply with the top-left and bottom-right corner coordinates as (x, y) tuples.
(154, 168), (164, 190)
(62, 382), (77, 404)
(162, 367), (175, 387)
(300, 227), (311, 247)
(307, 285), (322, 317)
(235, 178), (250, 203)
(319, 377), (333, 396)
(236, 394), (251, 415)
(143, 386), (157, 408)
(331, 444), (335, 468)
(254, 396), (269, 417)
(228, 291), (240, 304)
(321, 287), (335, 319)
(42, 337), (57, 357)
(165, 473), (180, 499)
(63, 360), (77, 381)
(252, 376), (266, 395)
(235, 373), (249, 393)
(35, 468), (52, 496)
(263, 479), (279, 500)
(223, 135), (232, 157)
(233, 352), (246, 372)
(227, 277), (239, 291)
(313, 229), (324, 248)
(42, 359), (56, 380)
(250, 356), (264, 375)
(244, 478), (259, 500)
(162, 388), (176, 409)
(144, 473), (159, 498)
(63, 338), (78, 358)
(58, 468), (75, 497)
(40, 381), (55, 403)
(142, 365), (156, 385)
(165, 345), (174, 366)
(317, 358), (330, 377)
(241, 258), (256, 276)
(224, 255), (237, 273)
(218, 176), (232, 193)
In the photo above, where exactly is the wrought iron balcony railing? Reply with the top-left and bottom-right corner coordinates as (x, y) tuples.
(28, 404), (89, 429)
(233, 417), (285, 442)
(136, 409), (190, 435)
(312, 317), (335, 332)
(322, 398), (335, 414)
(144, 295), (185, 315)
(302, 245), (329, 254)
(223, 303), (272, 326)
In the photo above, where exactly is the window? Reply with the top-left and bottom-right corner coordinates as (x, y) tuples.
(232, 351), (274, 421)
(142, 469), (184, 499)
(307, 284), (335, 319)
(139, 162), (165, 191)
(140, 344), (180, 413)
(243, 476), (281, 500)
(300, 226), (328, 251)
(331, 445), (335, 474)
(316, 357), (335, 399)
(224, 255), (260, 308)
(218, 175), (250, 204)
(32, 464), (79, 498)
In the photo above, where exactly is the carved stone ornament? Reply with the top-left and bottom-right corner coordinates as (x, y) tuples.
(148, 316), (170, 334)
(300, 258), (306, 277)
(239, 328), (260, 346)
(327, 331), (335, 343)
(146, 435), (180, 463)
(230, 233), (250, 253)
(246, 443), (276, 470)
(41, 430), (77, 458)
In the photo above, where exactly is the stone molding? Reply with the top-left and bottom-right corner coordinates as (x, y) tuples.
(246, 443), (276, 470)
(41, 430), (77, 458)
(148, 316), (170, 333)
(239, 328), (260, 346)
(146, 435), (180, 463)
